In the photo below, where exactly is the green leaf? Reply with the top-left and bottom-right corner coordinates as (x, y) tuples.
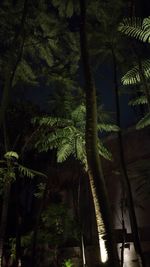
(97, 123), (119, 132)
(98, 141), (112, 161)
(128, 95), (147, 106)
(57, 142), (73, 163)
(121, 59), (150, 85)
(18, 164), (47, 178)
(4, 151), (19, 160)
(136, 112), (150, 129)
(66, 0), (74, 18)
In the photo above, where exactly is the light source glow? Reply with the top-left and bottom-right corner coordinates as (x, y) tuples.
(99, 239), (108, 263)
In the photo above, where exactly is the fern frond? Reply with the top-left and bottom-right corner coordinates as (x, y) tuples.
(141, 17), (150, 43)
(121, 59), (150, 85)
(18, 164), (46, 178)
(136, 112), (150, 129)
(71, 104), (86, 122)
(97, 123), (119, 132)
(118, 17), (143, 39)
(118, 17), (150, 43)
(129, 95), (147, 106)
(57, 142), (73, 163)
(98, 141), (112, 161)
(32, 116), (70, 127)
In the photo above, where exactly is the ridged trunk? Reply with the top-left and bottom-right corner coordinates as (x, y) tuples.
(79, 1), (120, 266)
(112, 49), (146, 267)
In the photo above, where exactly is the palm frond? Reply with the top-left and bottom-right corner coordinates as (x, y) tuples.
(97, 123), (119, 132)
(136, 112), (150, 129)
(57, 142), (73, 163)
(18, 164), (47, 178)
(32, 116), (70, 127)
(71, 104), (86, 122)
(118, 17), (150, 43)
(98, 141), (112, 161)
(121, 59), (150, 85)
(129, 95), (147, 106)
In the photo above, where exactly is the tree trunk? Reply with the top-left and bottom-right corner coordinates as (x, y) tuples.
(112, 48), (146, 267)
(31, 179), (49, 267)
(79, 1), (120, 266)
(0, 0), (28, 128)
(0, 184), (11, 267)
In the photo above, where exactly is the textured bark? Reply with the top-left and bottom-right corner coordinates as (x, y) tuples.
(112, 49), (146, 267)
(79, 1), (120, 266)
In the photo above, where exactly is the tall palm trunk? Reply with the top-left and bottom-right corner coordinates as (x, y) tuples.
(79, 1), (120, 266)
(112, 48), (145, 267)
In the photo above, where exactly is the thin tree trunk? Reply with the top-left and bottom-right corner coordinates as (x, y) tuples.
(120, 199), (125, 267)
(0, 0), (28, 128)
(79, 1), (120, 266)
(0, 184), (11, 267)
(31, 178), (49, 267)
(0, 123), (11, 267)
(15, 177), (22, 267)
(112, 48), (146, 267)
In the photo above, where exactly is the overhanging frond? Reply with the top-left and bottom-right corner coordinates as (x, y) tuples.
(129, 95), (147, 106)
(121, 59), (150, 85)
(18, 164), (46, 178)
(98, 141), (112, 161)
(97, 123), (119, 132)
(57, 141), (73, 163)
(136, 112), (150, 129)
(118, 17), (150, 43)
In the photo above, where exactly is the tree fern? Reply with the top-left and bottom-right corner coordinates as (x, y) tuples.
(33, 104), (117, 168)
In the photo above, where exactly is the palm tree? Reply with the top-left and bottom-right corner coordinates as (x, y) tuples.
(79, 1), (120, 266)
(81, 2), (147, 265)
(33, 103), (119, 265)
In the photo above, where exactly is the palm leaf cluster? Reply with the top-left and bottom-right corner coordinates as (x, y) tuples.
(118, 17), (150, 43)
(121, 59), (150, 85)
(33, 104), (119, 169)
(119, 16), (150, 129)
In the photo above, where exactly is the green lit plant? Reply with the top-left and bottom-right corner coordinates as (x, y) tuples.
(62, 258), (74, 267)
(119, 16), (150, 129)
